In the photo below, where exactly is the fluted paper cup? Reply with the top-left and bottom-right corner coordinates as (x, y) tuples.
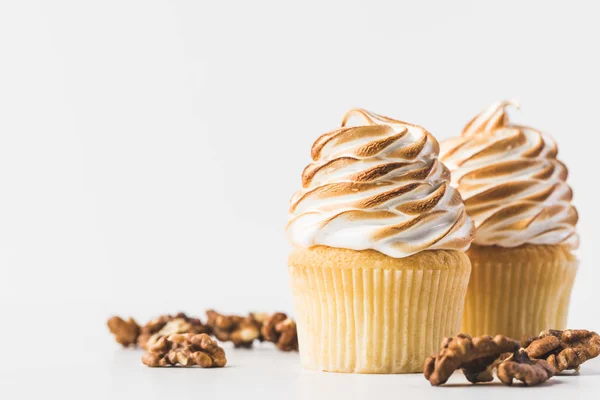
(288, 246), (471, 373)
(462, 244), (578, 339)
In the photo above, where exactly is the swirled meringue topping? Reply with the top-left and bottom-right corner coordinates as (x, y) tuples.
(286, 109), (475, 258)
(440, 100), (578, 249)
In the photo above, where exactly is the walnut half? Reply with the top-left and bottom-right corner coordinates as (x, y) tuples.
(424, 333), (519, 386)
(523, 329), (600, 372)
(137, 312), (210, 349)
(107, 316), (140, 347)
(260, 313), (299, 352)
(497, 349), (555, 386)
(142, 333), (227, 368)
(205, 310), (263, 348)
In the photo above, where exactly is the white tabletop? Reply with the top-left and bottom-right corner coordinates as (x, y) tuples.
(6, 339), (600, 400)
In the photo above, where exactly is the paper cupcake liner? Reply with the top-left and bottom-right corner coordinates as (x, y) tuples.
(288, 249), (470, 373)
(462, 245), (578, 339)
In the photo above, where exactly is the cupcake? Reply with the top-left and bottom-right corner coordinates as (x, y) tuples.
(286, 109), (475, 373)
(440, 100), (578, 339)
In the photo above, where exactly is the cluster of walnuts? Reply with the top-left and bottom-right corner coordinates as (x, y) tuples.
(109, 312), (600, 381)
(205, 310), (299, 352)
(108, 310), (298, 368)
(424, 329), (600, 387)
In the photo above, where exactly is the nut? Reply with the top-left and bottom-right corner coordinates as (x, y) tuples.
(424, 333), (519, 386)
(497, 349), (555, 386)
(206, 310), (262, 348)
(142, 333), (227, 368)
(138, 312), (210, 349)
(108, 310), (299, 352)
(260, 313), (299, 352)
(524, 329), (600, 372)
(107, 316), (141, 347)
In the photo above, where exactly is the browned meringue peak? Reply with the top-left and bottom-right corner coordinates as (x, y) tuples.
(462, 99), (519, 137)
(287, 108), (474, 258)
(440, 101), (578, 249)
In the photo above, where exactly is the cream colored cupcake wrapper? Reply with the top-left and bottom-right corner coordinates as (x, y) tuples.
(462, 254), (578, 339)
(289, 261), (470, 373)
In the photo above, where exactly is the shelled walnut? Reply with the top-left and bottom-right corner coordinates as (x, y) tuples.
(261, 313), (299, 352)
(138, 313), (211, 349)
(142, 333), (226, 368)
(205, 310), (263, 348)
(523, 329), (600, 372)
(497, 349), (555, 386)
(107, 316), (141, 347)
(424, 333), (519, 386)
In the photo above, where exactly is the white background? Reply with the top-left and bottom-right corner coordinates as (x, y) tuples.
(1, 1), (599, 398)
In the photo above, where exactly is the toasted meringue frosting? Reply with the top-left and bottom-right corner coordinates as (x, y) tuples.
(440, 100), (578, 249)
(286, 109), (475, 258)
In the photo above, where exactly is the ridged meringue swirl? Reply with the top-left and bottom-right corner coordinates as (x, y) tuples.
(286, 108), (475, 258)
(440, 100), (578, 249)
